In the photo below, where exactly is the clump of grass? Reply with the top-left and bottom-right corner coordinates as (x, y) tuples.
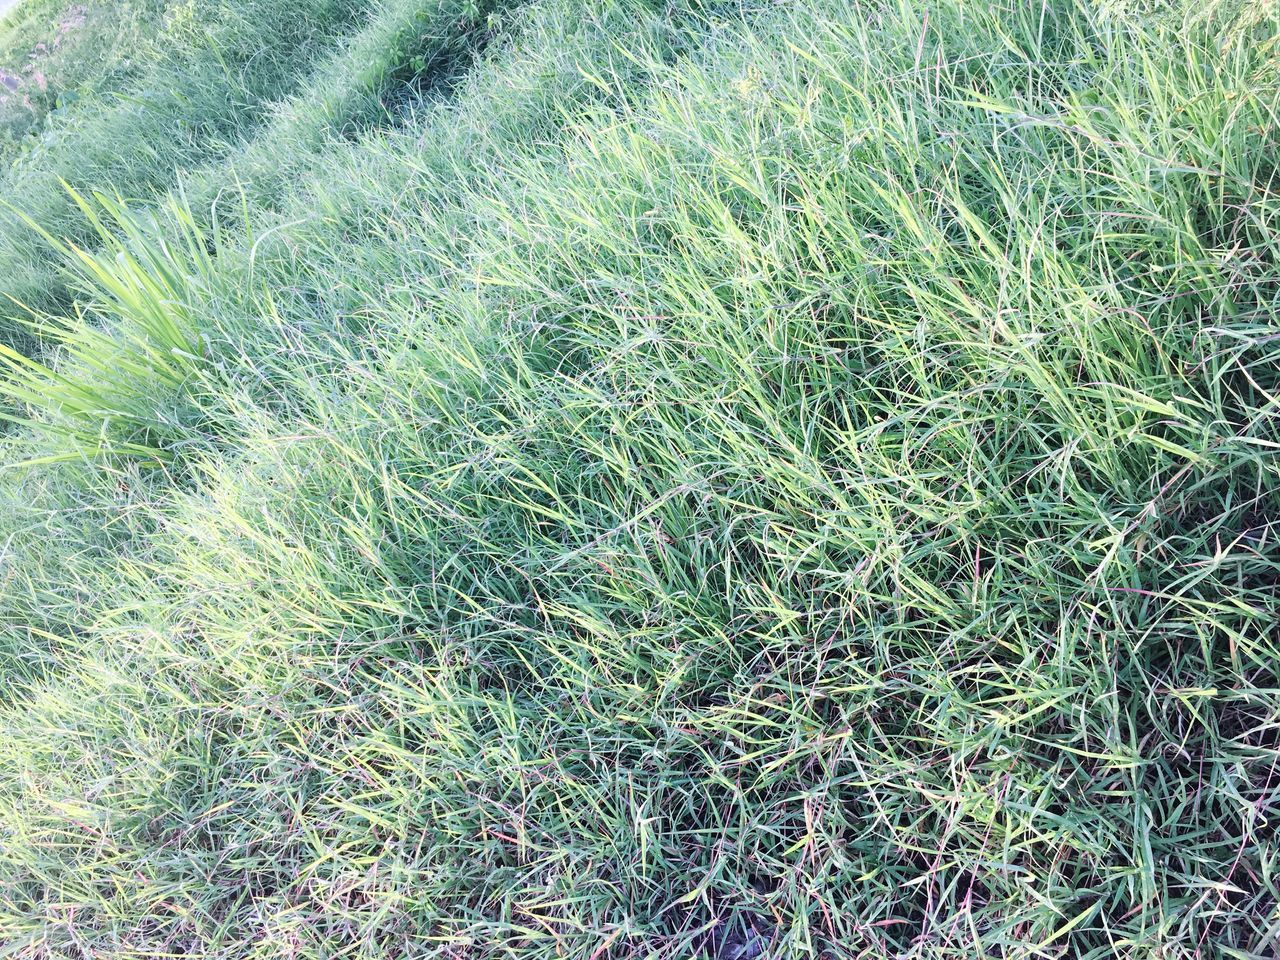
(0, 188), (226, 462)
(0, 0), (1279, 957)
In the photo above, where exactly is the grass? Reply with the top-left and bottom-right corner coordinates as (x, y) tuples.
(0, 0), (372, 335)
(0, 0), (1278, 956)
(0, 1), (166, 150)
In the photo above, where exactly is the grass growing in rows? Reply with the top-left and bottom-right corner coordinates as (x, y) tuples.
(0, 0), (1279, 956)
(0, 0), (372, 334)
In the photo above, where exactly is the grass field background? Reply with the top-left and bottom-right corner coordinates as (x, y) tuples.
(0, 0), (1278, 957)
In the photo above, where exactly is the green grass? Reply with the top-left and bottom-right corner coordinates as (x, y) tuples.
(0, 0), (372, 335)
(0, 1), (166, 151)
(0, 0), (1279, 956)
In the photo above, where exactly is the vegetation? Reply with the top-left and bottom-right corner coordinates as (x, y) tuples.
(0, 0), (1278, 956)
(0, 0), (372, 326)
(0, 1), (164, 151)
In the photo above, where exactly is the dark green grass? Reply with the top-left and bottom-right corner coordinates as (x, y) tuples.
(0, 0), (1279, 957)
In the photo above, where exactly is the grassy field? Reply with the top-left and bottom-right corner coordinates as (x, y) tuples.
(0, 0), (1278, 956)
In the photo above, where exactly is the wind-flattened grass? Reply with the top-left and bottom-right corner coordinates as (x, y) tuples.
(0, 0), (1278, 957)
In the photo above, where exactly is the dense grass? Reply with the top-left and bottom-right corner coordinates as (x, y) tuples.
(0, 1), (165, 153)
(0, 0), (372, 334)
(1, 0), (1279, 956)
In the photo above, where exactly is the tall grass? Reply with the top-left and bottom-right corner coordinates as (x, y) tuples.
(0, 0), (369, 337)
(178, 0), (519, 222)
(0, 188), (227, 462)
(0, 0), (1278, 957)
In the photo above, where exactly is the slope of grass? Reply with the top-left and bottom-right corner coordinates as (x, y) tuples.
(0, 1), (166, 154)
(175, 0), (519, 227)
(0, 0), (372, 336)
(0, 0), (1279, 957)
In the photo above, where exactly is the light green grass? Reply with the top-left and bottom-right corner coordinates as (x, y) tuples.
(0, 0), (1278, 956)
(0, 0), (373, 337)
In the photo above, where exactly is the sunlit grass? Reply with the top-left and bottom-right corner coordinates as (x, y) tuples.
(0, 0), (1277, 957)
